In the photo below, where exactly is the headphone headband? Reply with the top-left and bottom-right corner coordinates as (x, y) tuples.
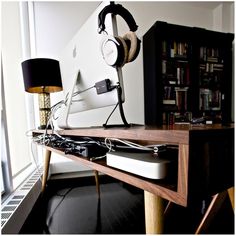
(98, 3), (138, 34)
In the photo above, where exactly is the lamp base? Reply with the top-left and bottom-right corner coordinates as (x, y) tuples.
(38, 124), (52, 130)
(38, 93), (51, 129)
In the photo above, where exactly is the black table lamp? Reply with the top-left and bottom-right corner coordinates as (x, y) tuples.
(21, 58), (63, 129)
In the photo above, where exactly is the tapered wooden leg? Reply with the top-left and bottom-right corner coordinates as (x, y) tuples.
(144, 191), (164, 234)
(164, 201), (174, 215)
(227, 187), (234, 212)
(195, 191), (227, 234)
(42, 149), (51, 192)
(94, 170), (100, 198)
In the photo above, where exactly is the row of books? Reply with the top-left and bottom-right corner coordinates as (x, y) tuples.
(162, 43), (223, 62)
(199, 47), (223, 63)
(199, 63), (223, 73)
(199, 73), (223, 87)
(163, 111), (221, 125)
(199, 88), (221, 111)
(199, 63), (223, 87)
(162, 41), (188, 58)
(162, 60), (190, 85)
(162, 112), (192, 125)
(163, 87), (189, 111)
(163, 87), (221, 116)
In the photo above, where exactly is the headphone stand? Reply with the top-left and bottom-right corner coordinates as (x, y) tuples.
(103, 84), (130, 128)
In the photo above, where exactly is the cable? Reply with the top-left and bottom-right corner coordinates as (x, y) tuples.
(47, 78), (117, 129)
(116, 84), (129, 127)
(72, 85), (95, 99)
(103, 102), (119, 127)
(105, 138), (153, 152)
(103, 84), (130, 128)
(46, 187), (73, 232)
(30, 141), (43, 183)
(89, 154), (106, 161)
(32, 132), (170, 164)
(32, 132), (110, 160)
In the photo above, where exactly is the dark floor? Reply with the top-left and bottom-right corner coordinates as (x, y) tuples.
(20, 175), (234, 234)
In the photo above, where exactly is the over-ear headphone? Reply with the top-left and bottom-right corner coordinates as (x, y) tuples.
(98, 3), (141, 67)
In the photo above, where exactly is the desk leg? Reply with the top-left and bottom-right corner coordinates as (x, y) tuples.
(94, 170), (100, 198)
(227, 187), (234, 212)
(144, 191), (164, 234)
(195, 191), (227, 234)
(42, 149), (51, 192)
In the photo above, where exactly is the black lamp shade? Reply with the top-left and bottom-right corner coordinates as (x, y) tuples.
(21, 58), (63, 93)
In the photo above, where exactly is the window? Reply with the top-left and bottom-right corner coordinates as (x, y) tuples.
(1, 1), (39, 196)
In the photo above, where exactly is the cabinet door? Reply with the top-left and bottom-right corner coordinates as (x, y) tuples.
(193, 29), (234, 124)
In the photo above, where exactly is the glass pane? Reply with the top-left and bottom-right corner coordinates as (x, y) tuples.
(1, 163), (4, 194)
(2, 2), (32, 177)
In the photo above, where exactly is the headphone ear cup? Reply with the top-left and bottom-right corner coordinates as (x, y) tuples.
(101, 35), (119, 66)
(122, 31), (140, 63)
(116, 36), (128, 66)
(101, 35), (128, 67)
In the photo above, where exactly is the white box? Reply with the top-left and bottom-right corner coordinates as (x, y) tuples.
(106, 151), (170, 179)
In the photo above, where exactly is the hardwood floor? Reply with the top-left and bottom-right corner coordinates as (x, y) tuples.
(20, 175), (234, 234)
(45, 181), (145, 234)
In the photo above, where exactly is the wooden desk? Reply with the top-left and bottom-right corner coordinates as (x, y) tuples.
(33, 124), (234, 234)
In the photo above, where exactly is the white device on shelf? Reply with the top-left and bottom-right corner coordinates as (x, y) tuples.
(106, 151), (171, 179)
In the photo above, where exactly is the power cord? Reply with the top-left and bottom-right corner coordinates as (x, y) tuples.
(47, 79), (117, 130)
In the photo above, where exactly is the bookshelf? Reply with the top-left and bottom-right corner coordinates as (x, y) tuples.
(143, 21), (234, 125)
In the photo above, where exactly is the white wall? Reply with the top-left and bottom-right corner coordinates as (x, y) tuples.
(34, 1), (100, 58)
(34, 2), (235, 58)
(213, 2), (234, 32)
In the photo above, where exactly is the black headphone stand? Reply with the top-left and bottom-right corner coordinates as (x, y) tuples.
(103, 85), (130, 128)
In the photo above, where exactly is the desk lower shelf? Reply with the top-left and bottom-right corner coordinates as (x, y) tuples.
(43, 145), (187, 206)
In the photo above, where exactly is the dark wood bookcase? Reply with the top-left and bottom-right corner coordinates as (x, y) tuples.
(143, 21), (234, 125)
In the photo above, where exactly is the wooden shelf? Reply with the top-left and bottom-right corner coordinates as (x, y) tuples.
(43, 145), (181, 203)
